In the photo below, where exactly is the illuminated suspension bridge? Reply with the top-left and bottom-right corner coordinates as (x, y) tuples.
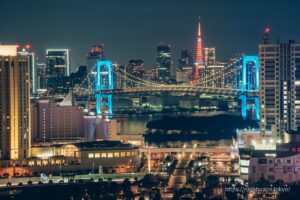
(74, 56), (260, 119)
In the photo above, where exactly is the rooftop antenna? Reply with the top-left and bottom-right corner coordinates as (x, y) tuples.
(262, 27), (270, 44)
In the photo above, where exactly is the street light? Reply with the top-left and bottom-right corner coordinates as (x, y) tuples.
(92, 162), (95, 174)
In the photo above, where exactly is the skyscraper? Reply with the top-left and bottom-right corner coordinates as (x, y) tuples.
(45, 49), (70, 94)
(156, 43), (171, 80)
(113, 64), (127, 89)
(194, 17), (204, 80)
(199, 65), (225, 88)
(204, 47), (216, 66)
(0, 45), (31, 160)
(46, 49), (70, 76)
(125, 59), (145, 87)
(37, 62), (47, 89)
(18, 45), (37, 95)
(177, 50), (194, 83)
(259, 39), (300, 138)
(128, 59), (145, 78)
(178, 49), (194, 69)
(87, 44), (104, 73)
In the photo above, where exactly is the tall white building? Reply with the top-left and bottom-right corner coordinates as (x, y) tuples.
(259, 40), (300, 138)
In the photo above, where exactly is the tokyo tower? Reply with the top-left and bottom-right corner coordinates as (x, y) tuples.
(194, 17), (204, 80)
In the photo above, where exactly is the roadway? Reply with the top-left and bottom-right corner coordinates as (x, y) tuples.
(140, 146), (232, 153)
(0, 173), (145, 188)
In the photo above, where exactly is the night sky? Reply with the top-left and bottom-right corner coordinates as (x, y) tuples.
(1, 0), (300, 71)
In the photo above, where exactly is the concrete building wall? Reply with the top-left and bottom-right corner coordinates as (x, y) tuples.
(249, 154), (300, 184)
(31, 100), (84, 142)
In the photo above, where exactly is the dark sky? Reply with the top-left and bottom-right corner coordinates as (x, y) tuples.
(1, 0), (300, 71)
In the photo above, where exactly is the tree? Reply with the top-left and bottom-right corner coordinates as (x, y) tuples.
(255, 177), (270, 188)
(207, 175), (220, 188)
(122, 178), (132, 192)
(225, 190), (238, 200)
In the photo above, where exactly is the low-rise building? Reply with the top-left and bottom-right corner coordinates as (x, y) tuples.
(237, 128), (275, 180)
(249, 132), (300, 184)
(0, 141), (140, 176)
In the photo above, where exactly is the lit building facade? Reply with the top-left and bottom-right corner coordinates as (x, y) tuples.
(199, 65), (225, 87)
(176, 68), (193, 83)
(45, 49), (70, 93)
(259, 40), (300, 138)
(87, 44), (104, 73)
(178, 49), (193, 69)
(177, 50), (194, 83)
(249, 134), (300, 184)
(204, 47), (216, 65)
(127, 59), (145, 87)
(46, 49), (70, 76)
(224, 58), (239, 88)
(114, 64), (127, 89)
(31, 100), (84, 142)
(0, 141), (140, 176)
(18, 45), (37, 95)
(237, 128), (274, 180)
(37, 62), (47, 89)
(156, 43), (172, 80)
(128, 59), (145, 78)
(0, 45), (31, 160)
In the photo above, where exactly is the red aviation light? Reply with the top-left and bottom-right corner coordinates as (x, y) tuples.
(265, 27), (270, 33)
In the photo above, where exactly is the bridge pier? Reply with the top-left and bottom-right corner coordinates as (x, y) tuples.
(94, 60), (114, 115)
(239, 95), (260, 120)
(237, 55), (260, 120)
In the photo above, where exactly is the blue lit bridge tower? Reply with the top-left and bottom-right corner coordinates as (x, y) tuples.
(94, 60), (114, 115)
(236, 55), (260, 120)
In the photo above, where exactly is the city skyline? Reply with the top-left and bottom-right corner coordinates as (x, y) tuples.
(1, 0), (300, 71)
(2, 1), (300, 198)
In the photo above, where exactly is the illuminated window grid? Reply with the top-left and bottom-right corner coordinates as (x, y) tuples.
(88, 151), (136, 159)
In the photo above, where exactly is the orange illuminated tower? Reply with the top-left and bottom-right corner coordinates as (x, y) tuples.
(0, 45), (31, 160)
(194, 17), (204, 80)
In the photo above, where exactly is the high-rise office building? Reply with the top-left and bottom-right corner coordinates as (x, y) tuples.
(37, 63), (47, 89)
(199, 65), (225, 87)
(45, 49), (70, 94)
(0, 45), (31, 160)
(128, 59), (145, 77)
(178, 50), (194, 69)
(259, 40), (300, 138)
(18, 45), (37, 95)
(156, 43), (172, 80)
(195, 17), (204, 80)
(176, 68), (193, 83)
(127, 59), (145, 86)
(46, 49), (70, 77)
(87, 44), (104, 73)
(204, 47), (216, 66)
(113, 64), (127, 89)
(177, 50), (194, 83)
(224, 58), (239, 88)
